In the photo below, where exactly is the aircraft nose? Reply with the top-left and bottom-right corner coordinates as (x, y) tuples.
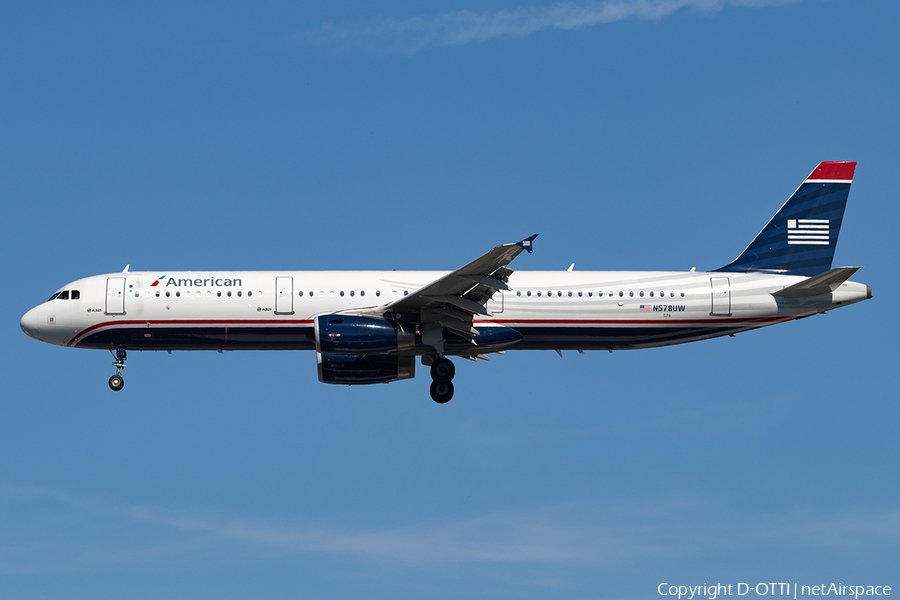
(20, 307), (39, 340)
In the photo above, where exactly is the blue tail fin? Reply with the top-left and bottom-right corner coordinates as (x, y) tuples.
(717, 161), (856, 277)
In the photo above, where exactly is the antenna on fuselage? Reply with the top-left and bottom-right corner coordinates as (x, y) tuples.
(122, 264), (130, 273)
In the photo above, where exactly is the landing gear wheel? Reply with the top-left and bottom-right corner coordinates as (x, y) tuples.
(108, 347), (127, 392)
(109, 374), (124, 391)
(430, 357), (455, 383)
(430, 381), (454, 404)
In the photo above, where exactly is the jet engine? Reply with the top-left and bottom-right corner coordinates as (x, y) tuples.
(317, 353), (415, 385)
(315, 315), (414, 355)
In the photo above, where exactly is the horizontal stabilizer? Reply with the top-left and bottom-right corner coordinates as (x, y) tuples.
(772, 266), (861, 298)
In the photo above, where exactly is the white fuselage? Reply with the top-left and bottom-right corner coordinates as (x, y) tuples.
(20, 270), (871, 353)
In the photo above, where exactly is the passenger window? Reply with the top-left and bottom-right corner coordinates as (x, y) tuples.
(71, 290), (80, 300)
(516, 291), (521, 297)
(155, 291), (160, 297)
(649, 291), (654, 297)
(248, 291), (253, 297)
(145, 291), (150, 298)
(639, 291), (644, 297)
(680, 292), (685, 297)
(558, 291), (562, 297)
(340, 291), (344, 297)
(58, 290), (70, 300)
(176, 291), (181, 297)
(206, 291), (211, 297)
(578, 291), (582, 297)
(298, 291), (303, 297)
(404, 291), (408, 296)
(537, 291), (541, 297)
(309, 291), (313, 297)
(237, 291), (242, 297)
(135, 291), (140, 298)
(227, 291), (232, 297)
(330, 291), (335, 297)
(318, 291), (324, 297)
(350, 291), (355, 297)
(671, 292), (675, 297)
(360, 290), (365, 297)
(217, 291), (221, 297)
(166, 291), (171, 297)
(629, 291), (634, 297)
(567, 291), (572, 297)
(619, 291), (624, 297)
(588, 291), (593, 297)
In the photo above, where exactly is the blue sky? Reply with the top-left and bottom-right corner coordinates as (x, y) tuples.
(2, 1), (898, 598)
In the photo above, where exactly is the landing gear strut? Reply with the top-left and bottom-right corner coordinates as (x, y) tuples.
(429, 357), (455, 403)
(108, 347), (126, 391)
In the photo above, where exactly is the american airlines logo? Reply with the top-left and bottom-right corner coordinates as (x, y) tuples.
(149, 276), (244, 287)
(787, 219), (829, 245)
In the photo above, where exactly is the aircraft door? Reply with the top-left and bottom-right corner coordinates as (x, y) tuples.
(106, 277), (126, 315)
(710, 277), (731, 316)
(275, 276), (294, 315)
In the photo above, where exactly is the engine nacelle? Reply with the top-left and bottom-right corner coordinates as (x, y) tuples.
(315, 315), (414, 355)
(317, 353), (416, 385)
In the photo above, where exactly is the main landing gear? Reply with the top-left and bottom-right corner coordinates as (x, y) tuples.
(429, 357), (455, 404)
(108, 347), (126, 391)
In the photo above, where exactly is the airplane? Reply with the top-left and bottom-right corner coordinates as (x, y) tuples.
(21, 161), (871, 403)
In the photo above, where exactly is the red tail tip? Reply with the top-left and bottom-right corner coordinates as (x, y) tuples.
(807, 161), (856, 182)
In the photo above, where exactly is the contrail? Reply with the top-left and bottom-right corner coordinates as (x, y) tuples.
(320, 0), (799, 49)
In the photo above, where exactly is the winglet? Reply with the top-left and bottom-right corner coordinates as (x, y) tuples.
(516, 234), (539, 254)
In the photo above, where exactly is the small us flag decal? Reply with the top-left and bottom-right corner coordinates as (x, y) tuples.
(787, 219), (829, 245)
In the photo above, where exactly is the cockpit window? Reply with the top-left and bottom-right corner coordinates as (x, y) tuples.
(47, 290), (80, 300)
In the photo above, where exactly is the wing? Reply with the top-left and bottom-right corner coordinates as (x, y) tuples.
(383, 234), (537, 345)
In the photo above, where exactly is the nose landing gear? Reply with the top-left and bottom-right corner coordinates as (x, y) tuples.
(429, 357), (455, 403)
(108, 347), (126, 391)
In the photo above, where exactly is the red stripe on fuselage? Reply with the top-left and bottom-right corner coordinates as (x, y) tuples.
(480, 317), (792, 325)
(67, 319), (314, 346)
(69, 316), (794, 347)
